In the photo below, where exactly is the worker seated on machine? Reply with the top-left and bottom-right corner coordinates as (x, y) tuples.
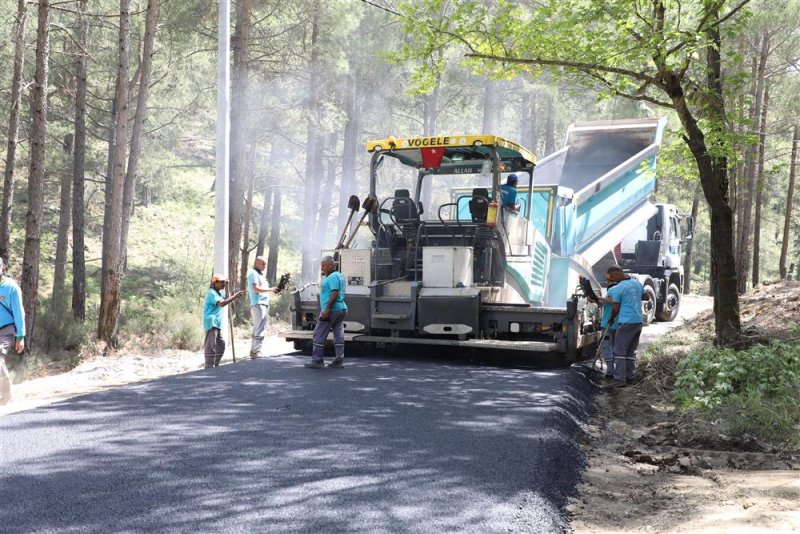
(500, 174), (520, 213)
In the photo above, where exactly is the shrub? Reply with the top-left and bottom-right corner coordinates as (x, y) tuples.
(674, 340), (800, 444)
(269, 291), (292, 319)
(34, 301), (92, 354)
(674, 341), (800, 408)
(164, 310), (204, 351)
(120, 288), (204, 351)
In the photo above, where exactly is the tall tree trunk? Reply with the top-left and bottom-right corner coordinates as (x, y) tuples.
(482, 79), (498, 133)
(679, 8), (740, 346)
(734, 41), (759, 262)
(518, 87), (536, 153)
(751, 84), (769, 288)
(238, 140), (258, 311)
(228, 0), (251, 290)
(730, 103), (746, 256)
(529, 90), (539, 154)
(301, 7), (322, 283)
(736, 33), (770, 294)
(682, 183), (702, 294)
(121, 0), (158, 271)
(266, 190), (281, 285)
(256, 145), (278, 258)
(72, 0), (88, 322)
(21, 0), (51, 346)
(51, 164), (72, 312)
(544, 92), (556, 156)
(256, 190), (271, 258)
(309, 139), (324, 246)
(780, 126), (799, 279)
(0, 0), (29, 263)
(419, 65), (442, 218)
(314, 134), (337, 253)
(98, 0), (131, 345)
(339, 73), (360, 228)
(101, 87), (118, 302)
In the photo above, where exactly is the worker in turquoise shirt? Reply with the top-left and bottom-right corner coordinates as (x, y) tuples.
(247, 256), (280, 359)
(603, 266), (649, 388)
(305, 256), (348, 369)
(0, 257), (25, 405)
(500, 174), (519, 212)
(203, 273), (244, 369)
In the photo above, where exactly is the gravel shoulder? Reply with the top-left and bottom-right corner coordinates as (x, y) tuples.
(0, 324), (295, 417)
(569, 293), (800, 534)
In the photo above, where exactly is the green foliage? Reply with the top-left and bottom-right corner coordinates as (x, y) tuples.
(35, 305), (92, 355)
(268, 291), (292, 320)
(674, 337), (800, 443)
(120, 291), (204, 351)
(718, 391), (800, 445)
(675, 340), (800, 408)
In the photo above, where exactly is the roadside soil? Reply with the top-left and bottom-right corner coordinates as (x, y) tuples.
(569, 285), (800, 534)
(0, 322), (294, 417)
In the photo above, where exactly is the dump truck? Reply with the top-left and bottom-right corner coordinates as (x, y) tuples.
(283, 117), (693, 363)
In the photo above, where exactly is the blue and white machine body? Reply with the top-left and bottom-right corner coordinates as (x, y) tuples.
(284, 118), (689, 363)
(534, 118), (667, 308)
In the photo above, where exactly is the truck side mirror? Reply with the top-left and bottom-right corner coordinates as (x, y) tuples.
(682, 216), (694, 241)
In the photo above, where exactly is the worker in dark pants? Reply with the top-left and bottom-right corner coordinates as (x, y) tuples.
(304, 256), (347, 369)
(203, 274), (245, 369)
(599, 272), (620, 384)
(601, 266), (648, 388)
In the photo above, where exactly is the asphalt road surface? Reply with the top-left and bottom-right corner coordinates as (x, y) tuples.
(0, 350), (594, 533)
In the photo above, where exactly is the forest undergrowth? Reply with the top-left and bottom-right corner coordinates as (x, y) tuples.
(636, 280), (800, 449)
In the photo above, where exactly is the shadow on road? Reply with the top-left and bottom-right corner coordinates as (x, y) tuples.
(1, 353), (594, 533)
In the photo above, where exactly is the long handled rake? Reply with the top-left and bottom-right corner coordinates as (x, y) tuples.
(228, 282), (237, 364)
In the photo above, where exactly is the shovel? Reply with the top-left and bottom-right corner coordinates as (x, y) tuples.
(343, 195), (378, 249)
(335, 195), (361, 250)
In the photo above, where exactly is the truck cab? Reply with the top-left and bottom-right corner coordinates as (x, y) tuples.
(619, 203), (693, 322)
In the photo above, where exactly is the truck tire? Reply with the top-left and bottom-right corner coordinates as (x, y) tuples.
(642, 285), (656, 325)
(656, 283), (681, 322)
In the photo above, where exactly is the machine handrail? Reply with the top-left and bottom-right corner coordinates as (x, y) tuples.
(373, 223), (395, 283)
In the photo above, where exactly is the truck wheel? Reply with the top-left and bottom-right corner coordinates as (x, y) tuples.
(656, 283), (681, 322)
(642, 285), (656, 325)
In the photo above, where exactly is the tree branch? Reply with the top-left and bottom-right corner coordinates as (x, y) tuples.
(465, 52), (662, 85)
(584, 71), (675, 109)
(718, 0), (751, 25)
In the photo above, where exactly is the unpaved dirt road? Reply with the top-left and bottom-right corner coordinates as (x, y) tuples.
(570, 293), (800, 534)
(638, 294), (713, 345)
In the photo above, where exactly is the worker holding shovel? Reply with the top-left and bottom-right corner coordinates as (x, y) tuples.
(582, 273), (619, 384)
(596, 273), (620, 384)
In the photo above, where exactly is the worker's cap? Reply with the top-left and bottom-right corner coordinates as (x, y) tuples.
(210, 273), (228, 283)
(507, 174), (518, 183)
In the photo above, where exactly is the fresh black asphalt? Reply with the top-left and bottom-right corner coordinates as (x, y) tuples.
(0, 351), (595, 533)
